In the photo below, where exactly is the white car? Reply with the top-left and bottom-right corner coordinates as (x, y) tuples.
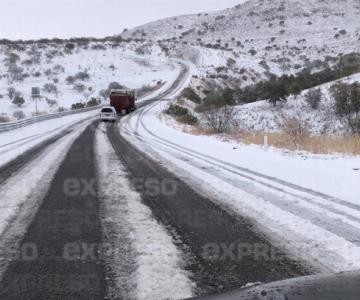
(99, 106), (117, 122)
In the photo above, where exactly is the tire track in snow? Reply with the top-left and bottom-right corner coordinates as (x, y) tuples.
(119, 99), (360, 273)
(95, 123), (194, 300)
(0, 119), (93, 282)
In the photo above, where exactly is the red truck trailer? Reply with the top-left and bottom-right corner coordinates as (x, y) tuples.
(109, 89), (136, 114)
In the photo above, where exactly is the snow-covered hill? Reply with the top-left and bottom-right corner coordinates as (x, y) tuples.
(123, 0), (360, 87)
(1, 0), (359, 127)
(0, 41), (176, 121)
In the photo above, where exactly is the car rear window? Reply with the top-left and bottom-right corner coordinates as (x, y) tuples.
(101, 108), (113, 113)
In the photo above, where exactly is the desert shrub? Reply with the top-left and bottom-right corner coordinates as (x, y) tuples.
(66, 76), (75, 84)
(276, 112), (310, 149)
(73, 83), (86, 93)
(201, 105), (237, 133)
(337, 53), (360, 77)
(164, 104), (198, 126)
(57, 107), (66, 112)
(13, 110), (26, 120)
(181, 87), (201, 104)
(31, 111), (48, 117)
(33, 71), (42, 77)
(226, 58), (236, 67)
(178, 113), (198, 125)
(43, 82), (58, 94)
(99, 82), (127, 98)
(108, 81), (125, 90)
(137, 84), (156, 97)
(7, 87), (16, 99)
(8, 65), (25, 82)
(339, 29), (347, 35)
(331, 82), (360, 135)
(164, 104), (189, 117)
(53, 64), (65, 73)
(46, 98), (58, 107)
(215, 66), (227, 73)
(12, 95), (25, 107)
(75, 71), (90, 81)
(0, 115), (10, 123)
(86, 98), (100, 107)
(195, 92), (226, 112)
(222, 88), (237, 106)
(248, 49), (257, 56)
(304, 88), (322, 109)
(91, 44), (106, 50)
(5, 52), (20, 65)
(265, 76), (288, 106)
(66, 71), (90, 84)
(71, 102), (85, 110)
(65, 43), (75, 52)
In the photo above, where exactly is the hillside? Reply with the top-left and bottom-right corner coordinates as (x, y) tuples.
(0, 40), (176, 121)
(123, 0), (360, 89)
(1, 0), (360, 127)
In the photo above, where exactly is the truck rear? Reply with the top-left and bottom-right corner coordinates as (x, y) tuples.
(109, 89), (136, 114)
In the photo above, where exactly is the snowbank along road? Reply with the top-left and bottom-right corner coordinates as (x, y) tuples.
(0, 60), (317, 299)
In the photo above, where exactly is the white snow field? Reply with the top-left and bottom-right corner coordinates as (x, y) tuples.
(124, 0), (360, 86)
(119, 94), (360, 273)
(0, 42), (177, 121)
(0, 109), (98, 169)
(95, 123), (195, 300)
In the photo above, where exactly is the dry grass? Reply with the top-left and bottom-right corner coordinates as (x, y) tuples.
(186, 126), (360, 155)
(230, 130), (360, 155)
(31, 111), (48, 117)
(0, 115), (10, 123)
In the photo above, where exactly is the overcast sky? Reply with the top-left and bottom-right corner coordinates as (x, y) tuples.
(0, 0), (246, 40)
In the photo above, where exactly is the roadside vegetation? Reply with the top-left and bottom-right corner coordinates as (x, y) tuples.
(174, 54), (360, 155)
(164, 104), (198, 126)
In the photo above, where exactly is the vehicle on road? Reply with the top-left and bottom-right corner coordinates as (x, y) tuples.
(110, 89), (136, 114)
(99, 106), (117, 122)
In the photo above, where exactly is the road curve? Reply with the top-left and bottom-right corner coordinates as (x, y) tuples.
(0, 60), (311, 299)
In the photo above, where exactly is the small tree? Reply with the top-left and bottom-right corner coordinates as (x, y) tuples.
(331, 82), (360, 135)
(12, 95), (25, 107)
(289, 83), (302, 98)
(226, 58), (236, 67)
(202, 105), (237, 133)
(304, 88), (322, 109)
(86, 98), (100, 107)
(71, 102), (85, 110)
(13, 110), (26, 120)
(181, 87), (201, 104)
(265, 77), (288, 106)
(276, 112), (310, 149)
(43, 82), (58, 94)
(7, 87), (16, 99)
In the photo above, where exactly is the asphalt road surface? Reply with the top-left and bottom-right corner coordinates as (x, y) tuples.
(0, 64), (312, 299)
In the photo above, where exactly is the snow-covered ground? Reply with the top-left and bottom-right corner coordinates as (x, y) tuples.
(124, 0), (360, 86)
(0, 118), (93, 278)
(119, 97), (360, 273)
(95, 123), (194, 300)
(0, 42), (177, 120)
(235, 72), (360, 134)
(0, 109), (98, 168)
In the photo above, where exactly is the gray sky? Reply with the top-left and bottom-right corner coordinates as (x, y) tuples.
(0, 0), (246, 40)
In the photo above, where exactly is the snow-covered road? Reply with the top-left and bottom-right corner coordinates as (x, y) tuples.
(119, 91), (360, 274)
(0, 110), (98, 168)
(95, 123), (194, 300)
